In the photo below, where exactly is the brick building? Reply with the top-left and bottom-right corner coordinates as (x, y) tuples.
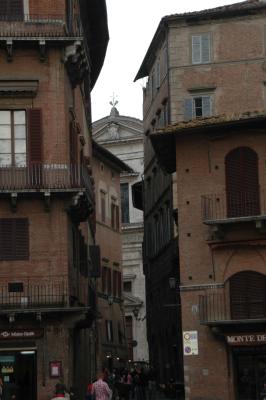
(92, 140), (131, 372)
(0, 1), (108, 399)
(135, 0), (266, 399)
(92, 105), (149, 364)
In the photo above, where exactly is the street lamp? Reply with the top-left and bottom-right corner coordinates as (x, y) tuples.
(169, 277), (176, 290)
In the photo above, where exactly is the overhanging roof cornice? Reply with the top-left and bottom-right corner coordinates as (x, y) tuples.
(150, 112), (266, 173)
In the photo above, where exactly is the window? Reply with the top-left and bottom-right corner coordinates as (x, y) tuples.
(123, 281), (132, 293)
(0, 0), (24, 20)
(192, 33), (211, 64)
(107, 268), (112, 295)
(0, 218), (29, 261)
(113, 270), (117, 297)
(230, 271), (266, 319)
(156, 59), (160, 89)
(105, 320), (113, 343)
(101, 266), (107, 293)
(225, 147), (260, 218)
(120, 183), (129, 223)
(111, 199), (119, 231)
(125, 316), (133, 360)
(100, 190), (106, 223)
(8, 282), (23, 293)
(117, 272), (122, 298)
(0, 110), (26, 166)
(118, 322), (123, 345)
(184, 95), (213, 120)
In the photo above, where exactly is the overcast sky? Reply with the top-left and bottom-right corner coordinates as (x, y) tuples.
(91, 0), (240, 122)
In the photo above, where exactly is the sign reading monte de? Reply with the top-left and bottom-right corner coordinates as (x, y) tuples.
(226, 333), (266, 346)
(0, 329), (44, 340)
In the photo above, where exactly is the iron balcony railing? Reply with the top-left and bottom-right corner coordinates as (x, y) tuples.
(0, 279), (69, 309)
(201, 190), (266, 222)
(199, 292), (266, 324)
(0, 163), (93, 196)
(0, 14), (82, 38)
(199, 292), (230, 323)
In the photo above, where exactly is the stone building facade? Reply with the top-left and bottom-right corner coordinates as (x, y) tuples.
(92, 107), (149, 364)
(136, 0), (266, 399)
(0, 1), (108, 399)
(92, 140), (131, 371)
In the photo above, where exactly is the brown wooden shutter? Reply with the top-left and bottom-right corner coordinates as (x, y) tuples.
(69, 120), (78, 165)
(113, 270), (117, 297)
(225, 147), (260, 218)
(107, 268), (112, 295)
(14, 218), (29, 260)
(115, 205), (120, 231)
(117, 271), (122, 298)
(230, 271), (266, 319)
(28, 109), (42, 164)
(89, 245), (101, 278)
(0, 1), (8, 16)
(102, 267), (106, 293)
(0, 218), (29, 261)
(9, 0), (23, 18)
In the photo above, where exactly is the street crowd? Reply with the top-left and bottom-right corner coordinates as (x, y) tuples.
(51, 366), (181, 400)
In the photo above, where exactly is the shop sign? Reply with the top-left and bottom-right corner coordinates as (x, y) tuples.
(0, 329), (43, 340)
(183, 330), (198, 356)
(226, 333), (266, 346)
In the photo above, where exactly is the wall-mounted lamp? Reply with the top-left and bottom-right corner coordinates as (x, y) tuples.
(9, 313), (15, 323)
(108, 296), (114, 306)
(169, 277), (176, 289)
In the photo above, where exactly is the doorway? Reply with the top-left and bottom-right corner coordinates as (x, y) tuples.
(234, 350), (266, 400)
(0, 350), (37, 400)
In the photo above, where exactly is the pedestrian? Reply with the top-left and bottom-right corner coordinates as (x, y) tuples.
(261, 382), (266, 400)
(92, 372), (112, 400)
(51, 383), (67, 399)
(85, 382), (95, 400)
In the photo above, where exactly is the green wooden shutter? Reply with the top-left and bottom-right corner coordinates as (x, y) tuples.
(184, 99), (193, 120)
(202, 96), (212, 117)
(201, 33), (211, 63)
(192, 35), (201, 64)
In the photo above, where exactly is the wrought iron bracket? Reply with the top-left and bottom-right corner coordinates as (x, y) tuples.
(10, 192), (17, 212)
(39, 40), (46, 62)
(255, 220), (266, 234)
(6, 39), (13, 62)
(44, 191), (51, 212)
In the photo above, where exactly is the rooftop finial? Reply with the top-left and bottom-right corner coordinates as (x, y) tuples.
(109, 93), (119, 117)
(109, 93), (118, 108)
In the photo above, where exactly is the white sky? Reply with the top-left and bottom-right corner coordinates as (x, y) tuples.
(91, 0), (240, 122)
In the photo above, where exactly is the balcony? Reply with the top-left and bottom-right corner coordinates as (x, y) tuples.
(0, 278), (69, 311)
(201, 191), (266, 226)
(0, 163), (94, 217)
(199, 291), (266, 326)
(0, 14), (82, 39)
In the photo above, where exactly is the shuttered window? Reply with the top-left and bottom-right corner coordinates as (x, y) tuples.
(184, 95), (213, 120)
(28, 109), (42, 164)
(225, 147), (260, 218)
(230, 271), (266, 319)
(0, 218), (29, 261)
(192, 33), (211, 64)
(0, 0), (23, 20)
(0, 110), (26, 166)
(121, 183), (129, 224)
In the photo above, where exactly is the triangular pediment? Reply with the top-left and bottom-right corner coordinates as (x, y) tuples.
(92, 115), (143, 143)
(123, 293), (143, 307)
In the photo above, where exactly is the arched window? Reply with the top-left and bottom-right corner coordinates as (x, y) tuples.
(230, 271), (266, 319)
(225, 147), (260, 218)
